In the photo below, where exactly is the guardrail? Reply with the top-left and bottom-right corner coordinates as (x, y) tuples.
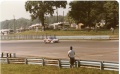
(57, 35), (110, 39)
(0, 57), (118, 71)
(25, 58), (44, 66)
(103, 62), (119, 71)
(1, 52), (16, 58)
(1, 35), (110, 40)
(1, 35), (45, 40)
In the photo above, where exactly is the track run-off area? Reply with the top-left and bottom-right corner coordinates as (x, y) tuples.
(1, 40), (118, 62)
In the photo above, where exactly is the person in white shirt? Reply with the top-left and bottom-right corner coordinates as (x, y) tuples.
(68, 46), (75, 68)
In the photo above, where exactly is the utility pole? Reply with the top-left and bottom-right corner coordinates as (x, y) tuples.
(113, 2), (116, 28)
(63, 11), (64, 28)
(63, 11), (64, 23)
(13, 15), (16, 33)
(56, 8), (58, 23)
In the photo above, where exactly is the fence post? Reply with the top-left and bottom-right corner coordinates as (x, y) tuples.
(42, 35), (43, 39)
(1, 52), (3, 58)
(79, 60), (81, 67)
(9, 53), (12, 58)
(13, 53), (16, 58)
(6, 58), (10, 64)
(25, 35), (27, 40)
(100, 61), (103, 70)
(46, 33), (47, 39)
(76, 60), (79, 68)
(25, 58), (28, 64)
(58, 59), (61, 68)
(54, 34), (56, 38)
(18, 35), (19, 40)
(6, 53), (9, 58)
(42, 58), (45, 66)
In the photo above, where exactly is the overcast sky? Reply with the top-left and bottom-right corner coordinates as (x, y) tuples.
(0, 0), (71, 22)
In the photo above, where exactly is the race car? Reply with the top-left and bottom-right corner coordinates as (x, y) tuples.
(44, 36), (59, 43)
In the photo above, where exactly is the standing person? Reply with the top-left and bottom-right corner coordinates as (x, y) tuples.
(110, 27), (114, 34)
(68, 46), (75, 68)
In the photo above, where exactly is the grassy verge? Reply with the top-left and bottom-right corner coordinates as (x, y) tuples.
(1, 64), (118, 74)
(12, 28), (118, 36)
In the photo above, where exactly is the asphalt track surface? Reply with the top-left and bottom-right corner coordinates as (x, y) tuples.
(1, 40), (119, 62)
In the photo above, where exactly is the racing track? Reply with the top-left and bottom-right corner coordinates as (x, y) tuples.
(1, 40), (119, 62)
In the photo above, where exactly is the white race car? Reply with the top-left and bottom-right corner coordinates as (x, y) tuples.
(44, 36), (59, 43)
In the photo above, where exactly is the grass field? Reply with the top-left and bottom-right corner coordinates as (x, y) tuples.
(1, 64), (118, 74)
(14, 28), (119, 36)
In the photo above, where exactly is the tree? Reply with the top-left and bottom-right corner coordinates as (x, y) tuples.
(0, 18), (32, 30)
(103, 1), (118, 28)
(69, 1), (96, 27)
(64, 13), (75, 24)
(69, 1), (118, 29)
(25, 1), (67, 31)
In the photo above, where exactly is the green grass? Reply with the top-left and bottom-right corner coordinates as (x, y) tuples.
(13, 28), (119, 36)
(1, 64), (118, 74)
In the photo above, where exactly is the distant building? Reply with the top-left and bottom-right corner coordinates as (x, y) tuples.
(0, 29), (14, 35)
(29, 23), (42, 30)
(49, 22), (63, 29)
(71, 23), (84, 30)
(49, 22), (70, 30)
(76, 23), (84, 30)
(71, 23), (76, 28)
(16, 27), (26, 33)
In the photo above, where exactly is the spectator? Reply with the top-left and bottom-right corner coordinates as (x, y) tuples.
(110, 27), (114, 34)
(68, 46), (75, 68)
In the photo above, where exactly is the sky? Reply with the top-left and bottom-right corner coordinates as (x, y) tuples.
(0, 0), (72, 22)
(1, 0), (119, 22)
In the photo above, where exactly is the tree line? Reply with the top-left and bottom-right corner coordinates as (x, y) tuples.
(0, 16), (64, 30)
(0, 1), (118, 30)
(68, 1), (118, 29)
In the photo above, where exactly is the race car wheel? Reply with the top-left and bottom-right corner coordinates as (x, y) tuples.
(51, 41), (54, 43)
